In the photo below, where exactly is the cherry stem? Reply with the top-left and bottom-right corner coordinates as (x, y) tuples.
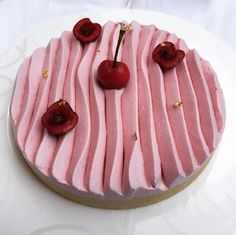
(112, 28), (126, 67)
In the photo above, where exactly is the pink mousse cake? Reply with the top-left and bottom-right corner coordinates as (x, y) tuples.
(10, 20), (225, 209)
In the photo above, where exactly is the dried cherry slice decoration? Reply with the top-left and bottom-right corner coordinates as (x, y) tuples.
(73, 18), (102, 44)
(41, 99), (78, 136)
(152, 41), (185, 70)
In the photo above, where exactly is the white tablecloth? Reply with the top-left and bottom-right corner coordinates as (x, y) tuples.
(0, 0), (236, 51)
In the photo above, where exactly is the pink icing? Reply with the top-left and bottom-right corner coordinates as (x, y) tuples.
(84, 21), (116, 195)
(176, 39), (209, 165)
(164, 34), (197, 176)
(15, 48), (46, 152)
(51, 34), (83, 184)
(67, 40), (97, 191)
(24, 39), (59, 163)
(10, 21), (225, 200)
(137, 25), (161, 187)
(201, 60), (225, 133)
(121, 21), (149, 194)
(34, 32), (73, 176)
(104, 23), (124, 195)
(186, 50), (219, 151)
(148, 30), (185, 187)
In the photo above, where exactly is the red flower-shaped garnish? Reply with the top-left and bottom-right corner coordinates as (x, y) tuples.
(97, 23), (130, 89)
(73, 18), (102, 44)
(41, 99), (78, 135)
(152, 42), (185, 70)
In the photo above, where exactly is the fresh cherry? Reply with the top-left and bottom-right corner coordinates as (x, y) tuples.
(41, 99), (78, 136)
(97, 60), (130, 89)
(73, 18), (102, 44)
(97, 23), (130, 89)
(152, 42), (185, 70)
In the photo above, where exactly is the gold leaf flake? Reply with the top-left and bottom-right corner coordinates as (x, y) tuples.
(174, 101), (183, 108)
(58, 99), (66, 106)
(118, 22), (128, 31)
(132, 132), (138, 141)
(42, 70), (48, 79)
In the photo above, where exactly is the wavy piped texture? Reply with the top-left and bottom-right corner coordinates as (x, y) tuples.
(10, 21), (225, 200)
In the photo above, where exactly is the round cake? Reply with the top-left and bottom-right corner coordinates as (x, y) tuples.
(10, 18), (225, 209)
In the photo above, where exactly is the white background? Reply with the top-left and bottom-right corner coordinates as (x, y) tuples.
(0, 0), (236, 52)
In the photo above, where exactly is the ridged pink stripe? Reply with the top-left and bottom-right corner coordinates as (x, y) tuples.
(163, 34), (196, 176)
(177, 39), (209, 165)
(24, 38), (59, 163)
(50, 35), (83, 184)
(104, 24), (124, 195)
(67, 43), (97, 191)
(186, 50), (218, 151)
(148, 30), (185, 187)
(15, 48), (46, 152)
(10, 57), (31, 127)
(201, 60), (225, 133)
(84, 22), (116, 195)
(137, 25), (161, 186)
(34, 32), (72, 175)
(122, 21), (149, 192)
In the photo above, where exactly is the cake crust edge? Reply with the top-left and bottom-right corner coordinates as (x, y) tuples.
(30, 157), (210, 209)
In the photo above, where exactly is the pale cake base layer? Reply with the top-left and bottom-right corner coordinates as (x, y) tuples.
(30, 158), (210, 209)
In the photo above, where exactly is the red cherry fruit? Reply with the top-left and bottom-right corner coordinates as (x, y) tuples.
(152, 42), (185, 70)
(41, 99), (78, 136)
(97, 24), (130, 89)
(73, 18), (102, 44)
(98, 60), (130, 89)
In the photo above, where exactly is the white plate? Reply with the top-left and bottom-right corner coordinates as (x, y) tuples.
(1, 9), (236, 235)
